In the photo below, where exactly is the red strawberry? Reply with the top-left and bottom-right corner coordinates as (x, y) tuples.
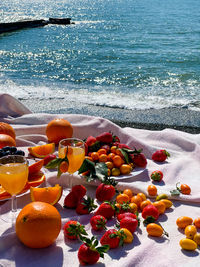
(132, 152), (147, 168)
(96, 183), (116, 202)
(119, 217), (138, 233)
(90, 215), (107, 231)
(95, 201), (116, 219)
(100, 229), (126, 249)
(117, 212), (137, 222)
(117, 143), (131, 149)
(96, 132), (113, 143)
(84, 142), (88, 155)
(76, 196), (97, 215)
(72, 185), (87, 200)
(150, 170), (163, 182)
(63, 220), (87, 240)
(78, 236), (109, 265)
(152, 149), (170, 162)
(113, 135), (120, 143)
(64, 191), (78, 208)
(43, 154), (57, 166)
(142, 204), (159, 225)
(115, 202), (131, 215)
(85, 136), (97, 146)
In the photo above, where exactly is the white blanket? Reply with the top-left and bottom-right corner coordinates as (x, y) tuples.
(0, 93), (200, 267)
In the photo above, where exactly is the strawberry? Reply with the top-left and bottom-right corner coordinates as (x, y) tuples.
(85, 136), (97, 147)
(100, 229), (126, 249)
(96, 177), (117, 202)
(90, 215), (107, 231)
(150, 170), (163, 182)
(142, 204), (159, 225)
(112, 135), (120, 143)
(64, 191), (78, 208)
(152, 149), (170, 162)
(63, 220), (87, 240)
(76, 196), (97, 215)
(95, 201), (116, 219)
(96, 132), (113, 143)
(84, 142), (88, 155)
(116, 202), (131, 215)
(132, 152), (147, 168)
(78, 236), (109, 265)
(43, 154), (57, 166)
(117, 212), (137, 222)
(72, 185), (87, 200)
(117, 143), (131, 149)
(119, 217), (138, 233)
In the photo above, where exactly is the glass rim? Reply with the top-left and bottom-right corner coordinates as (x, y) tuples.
(59, 138), (85, 146)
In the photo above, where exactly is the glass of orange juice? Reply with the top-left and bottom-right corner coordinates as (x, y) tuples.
(58, 138), (85, 188)
(0, 155), (28, 223)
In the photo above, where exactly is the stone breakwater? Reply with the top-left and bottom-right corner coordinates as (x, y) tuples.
(0, 18), (73, 34)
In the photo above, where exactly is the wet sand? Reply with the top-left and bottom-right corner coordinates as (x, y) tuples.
(20, 98), (200, 134)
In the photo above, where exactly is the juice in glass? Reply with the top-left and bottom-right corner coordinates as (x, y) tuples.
(58, 146), (85, 174)
(0, 162), (28, 195)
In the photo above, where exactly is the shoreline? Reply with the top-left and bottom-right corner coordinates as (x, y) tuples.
(20, 98), (200, 134)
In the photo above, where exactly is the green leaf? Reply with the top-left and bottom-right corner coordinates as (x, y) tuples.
(78, 158), (96, 175)
(95, 162), (108, 180)
(170, 189), (180, 196)
(45, 158), (62, 169)
(120, 148), (130, 164)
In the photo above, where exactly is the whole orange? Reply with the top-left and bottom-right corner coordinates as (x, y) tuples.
(0, 134), (16, 149)
(46, 118), (73, 144)
(0, 122), (16, 140)
(15, 201), (61, 248)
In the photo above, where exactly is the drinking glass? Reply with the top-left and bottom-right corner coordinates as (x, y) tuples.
(58, 138), (85, 189)
(0, 155), (28, 224)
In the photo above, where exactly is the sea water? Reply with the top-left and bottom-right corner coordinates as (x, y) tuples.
(0, 0), (200, 111)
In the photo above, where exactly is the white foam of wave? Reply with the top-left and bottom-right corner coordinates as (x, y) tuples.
(1, 79), (199, 111)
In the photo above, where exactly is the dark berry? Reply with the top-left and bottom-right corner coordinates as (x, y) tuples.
(15, 150), (25, 156)
(10, 146), (17, 154)
(2, 146), (11, 152)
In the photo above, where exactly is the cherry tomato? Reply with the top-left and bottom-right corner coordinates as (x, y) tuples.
(176, 216), (193, 229)
(116, 193), (129, 204)
(184, 225), (197, 239)
(140, 200), (152, 211)
(123, 188), (133, 199)
(147, 185), (157, 196)
(194, 217), (200, 228)
(153, 201), (166, 215)
(180, 184), (191, 195)
(130, 195), (143, 208)
(120, 164), (132, 175)
(137, 192), (146, 201)
(180, 238), (197, 251)
(146, 223), (168, 237)
(98, 154), (108, 162)
(193, 233), (200, 246)
(119, 228), (133, 243)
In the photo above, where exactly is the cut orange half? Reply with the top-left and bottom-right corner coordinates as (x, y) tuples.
(0, 186), (10, 200)
(28, 172), (46, 188)
(29, 159), (44, 175)
(30, 184), (62, 206)
(28, 143), (55, 158)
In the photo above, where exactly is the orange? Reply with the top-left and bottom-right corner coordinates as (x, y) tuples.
(153, 201), (166, 214)
(116, 193), (129, 204)
(91, 152), (99, 161)
(99, 154), (108, 162)
(107, 153), (115, 162)
(137, 192), (147, 201)
(129, 202), (138, 213)
(113, 155), (124, 168)
(123, 188), (133, 199)
(15, 201), (61, 248)
(46, 118), (73, 144)
(105, 161), (114, 169)
(0, 186), (10, 200)
(28, 159), (44, 175)
(147, 185), (157, 196)
(130, 195), (143, 208)
(97, 148), (107, 155)
(120, 164), (132, 175)
(0, 134), (16, 149)
(0, 122), (16, 140)
(30, 184), (62, 206)
(28, 143), (55, 158)
(110, 146), (117, 154)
